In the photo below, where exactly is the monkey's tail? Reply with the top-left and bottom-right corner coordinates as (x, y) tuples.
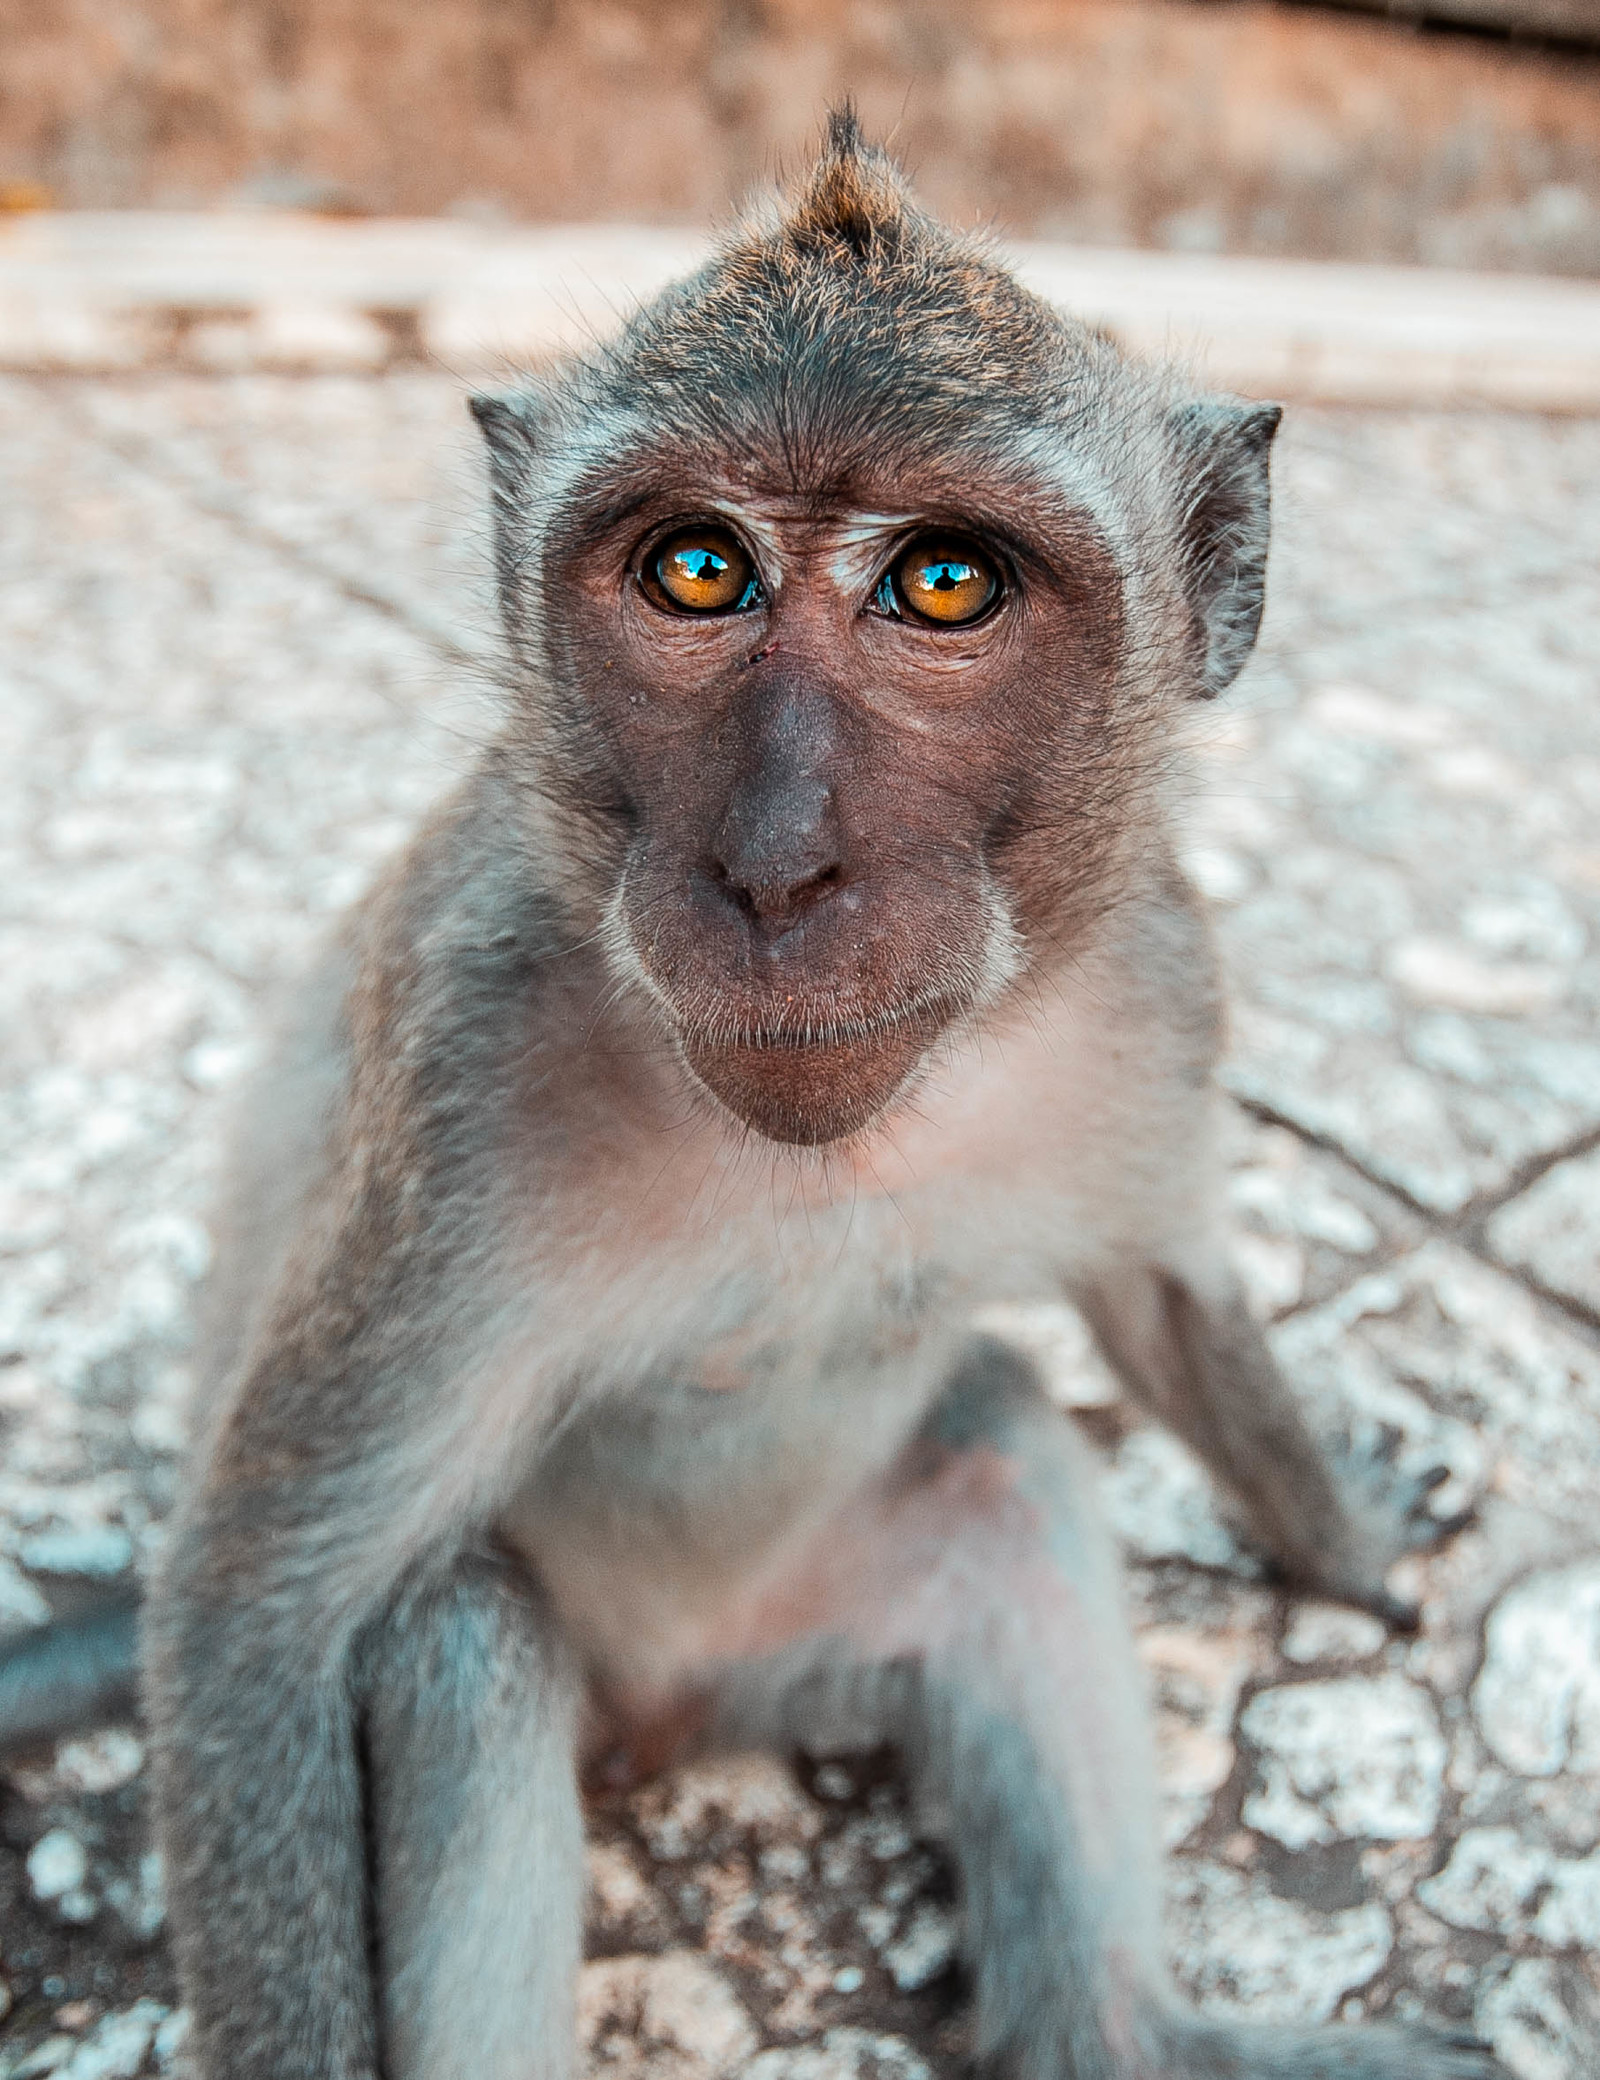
(0, 1590), (142, 1757)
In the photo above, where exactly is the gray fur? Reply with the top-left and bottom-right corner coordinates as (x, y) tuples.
(359, 1557), (583, 2080)
(105, 112), (1506, 2080)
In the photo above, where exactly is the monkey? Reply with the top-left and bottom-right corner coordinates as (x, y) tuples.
(1, 113), (1497, 2080)
(0, 1584), (140, 1753)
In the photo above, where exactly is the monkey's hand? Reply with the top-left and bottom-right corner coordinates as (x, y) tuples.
(1291, 1422), (1475, 1630)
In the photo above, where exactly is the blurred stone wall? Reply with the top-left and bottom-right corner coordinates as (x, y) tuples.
(2, 0), (1599, 271)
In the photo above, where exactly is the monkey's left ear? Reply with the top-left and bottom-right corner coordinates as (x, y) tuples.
(1168, 398), (1282, 699)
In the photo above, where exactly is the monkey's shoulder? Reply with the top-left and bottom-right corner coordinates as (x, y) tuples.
(307, 757), (633, 1158)
(351, 758), (574, 1018)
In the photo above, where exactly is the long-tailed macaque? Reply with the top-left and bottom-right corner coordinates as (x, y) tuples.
(6, 114), (1495, 2080)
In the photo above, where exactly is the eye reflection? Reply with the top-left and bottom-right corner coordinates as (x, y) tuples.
(642, 527), (762, 614)
(881, 536), (1000, 626)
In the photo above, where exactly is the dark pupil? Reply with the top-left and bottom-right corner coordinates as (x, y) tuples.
(926, 560), (970, 591)
(679, 550), (726, 583)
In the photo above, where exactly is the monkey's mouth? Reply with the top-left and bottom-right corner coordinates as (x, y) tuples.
(612, 878), (984, 1146)
(674, 995), (959, 1147)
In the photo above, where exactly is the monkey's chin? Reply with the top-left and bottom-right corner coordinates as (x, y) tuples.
(679, 1028), (929, 1147)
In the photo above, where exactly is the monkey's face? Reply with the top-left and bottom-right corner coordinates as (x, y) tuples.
(484, 130), (1276, 1148)
(543, 454), (1128, 1148)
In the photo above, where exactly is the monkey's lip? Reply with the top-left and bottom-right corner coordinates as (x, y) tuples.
(671, 994), (963, 1146)
(670, 986), (964, 1057)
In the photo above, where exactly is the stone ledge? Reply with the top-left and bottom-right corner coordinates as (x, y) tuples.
(3, 213), (1599, 408)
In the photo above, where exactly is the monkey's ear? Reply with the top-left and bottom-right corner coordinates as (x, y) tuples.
(469, 389), (546, 506)
(1168, 398), (1282, 698)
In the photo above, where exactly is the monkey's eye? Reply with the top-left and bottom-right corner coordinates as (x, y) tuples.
(877, 536), (1001, 627)
(641, 527), (762, 615)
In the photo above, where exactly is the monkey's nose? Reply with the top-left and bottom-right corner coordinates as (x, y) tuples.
(708, 844), (846, 930)
(708, 786), (846, 929)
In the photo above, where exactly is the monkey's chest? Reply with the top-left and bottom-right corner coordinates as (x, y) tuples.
(494, 1070), (1126, 1692)
(498, 1271), (967, 1698)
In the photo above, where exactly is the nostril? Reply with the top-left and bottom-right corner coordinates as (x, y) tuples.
(708, 854), (845, 925)
(788, 859), (843, 903)
(707, 860), (758, 922)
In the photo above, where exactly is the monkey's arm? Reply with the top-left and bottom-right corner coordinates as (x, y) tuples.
(1083, 1264), (1455, 1623)
(1064, 877), (1457, 1621)
(146, 790), (577, 2080)
(149, 1454), (384, 2079)
(147, 1219), (553, 2080)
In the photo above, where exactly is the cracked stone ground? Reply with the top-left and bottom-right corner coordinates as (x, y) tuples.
(2, 373), (1600, 2080)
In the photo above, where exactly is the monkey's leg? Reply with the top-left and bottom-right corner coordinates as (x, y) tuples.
(723, 1339), (1496, 2080)
(359, 1554), (584, 2080)
(1080, 1266), (1460, 1623)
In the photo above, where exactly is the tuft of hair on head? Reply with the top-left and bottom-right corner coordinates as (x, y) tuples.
(776, 102), (919, 261)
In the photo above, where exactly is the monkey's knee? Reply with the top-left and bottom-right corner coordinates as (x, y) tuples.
(356, 1548), (580, 1802)
(918, 1332), (1110, 1550)
(924, 1331), (1053, 1450)
(357, 1547), (557, 1698)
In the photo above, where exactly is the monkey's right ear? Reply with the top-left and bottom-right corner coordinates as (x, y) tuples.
(1168, 397), (1282, 699)
(469, 389), (546, 505)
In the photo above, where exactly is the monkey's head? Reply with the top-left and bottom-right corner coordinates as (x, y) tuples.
(475, 112), (1279, 1148)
